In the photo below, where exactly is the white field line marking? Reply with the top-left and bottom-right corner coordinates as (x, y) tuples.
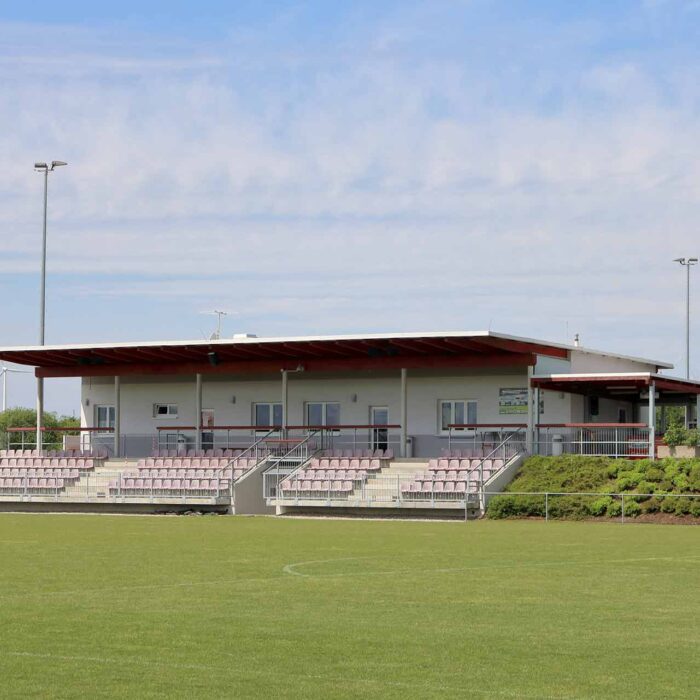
(282, 555), (700, 579)
(4, 651), (559, 699)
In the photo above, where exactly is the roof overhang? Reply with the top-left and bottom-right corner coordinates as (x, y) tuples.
(532, 372), (700, 401)
(0, 331), (567, 378)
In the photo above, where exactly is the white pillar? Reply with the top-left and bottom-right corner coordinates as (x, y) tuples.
(533, 386), (541, 455)
(281, 370), (289, 434)
(114, 376), (121, 458)
(648, 381), (656, 460)
(526, 366), (534, 453)
(400, 368), (408, 458)
(195, 373), (203, 452)
(696, 394), (700, 430)
(36, 376), (44, 454)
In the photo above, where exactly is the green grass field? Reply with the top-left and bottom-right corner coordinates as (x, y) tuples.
(0, 514), (698, 699)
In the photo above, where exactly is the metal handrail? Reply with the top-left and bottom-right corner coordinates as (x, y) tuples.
(264, 430), (321, 500)
(213, 428), (277, 498)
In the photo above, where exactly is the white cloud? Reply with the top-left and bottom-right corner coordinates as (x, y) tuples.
(1, 6), (700, 413)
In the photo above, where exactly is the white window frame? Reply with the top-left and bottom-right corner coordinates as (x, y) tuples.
(438, 399), (477, 434)
(305, 402), (341, 428)
(252, 402), (283, 431)
(153, 403), (178, 419)
(95, 405), (115, 433)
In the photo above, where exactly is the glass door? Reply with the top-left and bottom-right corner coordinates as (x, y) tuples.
(370, 406), (389, 451)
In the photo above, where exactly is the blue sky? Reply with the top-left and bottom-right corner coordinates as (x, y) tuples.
(2, 0), (700, 413)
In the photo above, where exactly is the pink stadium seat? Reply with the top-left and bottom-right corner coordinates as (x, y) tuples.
(368, 459), (381, 471)
(383, 449), (394, 460)
(444, 481), (455, 493)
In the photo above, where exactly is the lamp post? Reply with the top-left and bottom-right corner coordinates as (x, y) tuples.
(34, 161), (67, 452)
(673, 257), (698, 379)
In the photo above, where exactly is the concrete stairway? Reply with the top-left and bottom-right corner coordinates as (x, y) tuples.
(353, 459), (429, 502)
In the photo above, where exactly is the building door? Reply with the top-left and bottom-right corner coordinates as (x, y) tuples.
(370, 406), (389, 451)
(201, 409), (215, 450)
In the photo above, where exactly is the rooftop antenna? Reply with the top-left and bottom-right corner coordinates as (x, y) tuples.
(210, 309), (228, 340)
(204, 310), (228, 340)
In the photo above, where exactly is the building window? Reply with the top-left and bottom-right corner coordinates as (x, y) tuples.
(618, 408), (627, 424)
(153, 404), (178, 419)
(95, 405), (115, 432)
(253, 403), (283, 429)
(439, 400), (477, 433)
(305, 402), (341, 427)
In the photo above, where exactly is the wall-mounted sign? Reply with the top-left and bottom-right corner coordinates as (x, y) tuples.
(499, 388), (528, 415)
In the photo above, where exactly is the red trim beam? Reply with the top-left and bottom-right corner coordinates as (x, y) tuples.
(36, 352), (536, 378)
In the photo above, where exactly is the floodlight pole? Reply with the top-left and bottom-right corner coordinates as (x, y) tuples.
(674, 257), (698, 379)
(34, 161), (67, 453)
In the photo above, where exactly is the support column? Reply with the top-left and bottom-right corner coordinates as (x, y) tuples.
(36, 376), (44, 454)
(696, 394), (700, 431)
(533, 385), (541, 455)
(281, 369), (289, 435)
(114, 376), (121, 458)
(648, 381), (656, 460)
(526, 366), (534, 454)
(195, 373), (203, 452)
(400, 368), (408, 458)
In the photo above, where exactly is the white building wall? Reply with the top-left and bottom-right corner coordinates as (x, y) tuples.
(569, 350), (658, 373)
(81, 366), (575, 455)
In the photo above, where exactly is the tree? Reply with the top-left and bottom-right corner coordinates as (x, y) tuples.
(0, 408), (79, 450)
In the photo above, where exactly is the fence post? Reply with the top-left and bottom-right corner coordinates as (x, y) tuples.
(621, 493), (625, 524)
(545, 492), (549, 521)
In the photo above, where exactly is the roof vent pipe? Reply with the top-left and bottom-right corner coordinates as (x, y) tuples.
(574, 333), (580, 347)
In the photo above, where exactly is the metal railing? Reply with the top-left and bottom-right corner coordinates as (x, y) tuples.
(263, 430), (320, 500)
(446, 424), (527, 453)
(3, 427), (110, 454)
(485, 490), (700, 523)
(535, 424), (651, 458)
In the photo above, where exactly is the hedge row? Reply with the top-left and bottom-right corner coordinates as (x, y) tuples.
(486, 455), (700, 519)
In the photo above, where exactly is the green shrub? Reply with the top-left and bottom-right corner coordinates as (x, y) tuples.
(607, 500), (622, 517)
(642, 496), (664, 513)
(487, 495), (544, 519)
(689, 500), (700, 517)
(685, 429), (700, 447)
(623, 500), (641, 517)
(660, 498), (677, 514)
(674, 498), (691, 516)
(634, 481), (653, 501)
(589, 496), (612, 516)
(672, 474), (690, 492)
(645, 468), (665, 482)
(664, 421), (688, 447)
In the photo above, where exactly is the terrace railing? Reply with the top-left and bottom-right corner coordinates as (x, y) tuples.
(3, 427), (111, 455)
(536, 424), (651, 458)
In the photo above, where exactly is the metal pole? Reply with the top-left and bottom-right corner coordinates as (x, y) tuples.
(39, 167), (48, 346)
(687, 262), (690, 380)
(400, 368), (407, 458)
(114, 376), (121, 458)
(2, 368), (6, 412)
(195, 373), (203, 452)
(648, 381), (656, 460)
(281, 369), (288, 438)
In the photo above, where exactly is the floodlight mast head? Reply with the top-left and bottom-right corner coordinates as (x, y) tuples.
(34, 162), (48, 171)
(51, 161), (67, 169)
